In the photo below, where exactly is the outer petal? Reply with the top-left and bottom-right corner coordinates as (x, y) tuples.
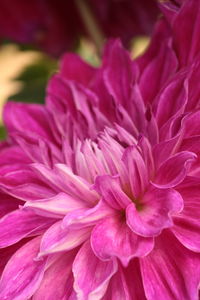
(172, 178), (200, 251)
(0, 237), (47, 300)
(140, 230), (200, 300)
(152, 151), (196, 188)
(0, 209), (55, 247)
(91, 215), (154, 266)
(126, 187), (183, 237)
(39, 220), (91, 256)
(33, 251), (76, 300)
(73, 241), (117, 300)
(3, 102), (53, 141)
(103, 259), (146, 300)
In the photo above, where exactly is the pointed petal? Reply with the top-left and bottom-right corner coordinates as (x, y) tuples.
(0, 209), (55, 247)
(140, 230), (200, 300)
(73, 241), (117, 300)
(25, 192), (86, 217)
(91, 215), (154, 266)
(0, 237), (47, 300)
(39, 220), (91, 256)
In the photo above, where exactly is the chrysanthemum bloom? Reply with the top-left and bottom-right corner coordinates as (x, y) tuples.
(0, 0), (159, 56)
(1, 0), (200, 299)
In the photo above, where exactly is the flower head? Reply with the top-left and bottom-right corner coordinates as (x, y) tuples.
(1, 1), (200, 299)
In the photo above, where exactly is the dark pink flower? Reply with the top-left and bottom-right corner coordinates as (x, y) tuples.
(0, 0), (159, 56)
(1, 1), (200, 299)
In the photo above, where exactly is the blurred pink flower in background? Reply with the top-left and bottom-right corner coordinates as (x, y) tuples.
(0, 0), (159, 56)
(0, 0), (200, 299)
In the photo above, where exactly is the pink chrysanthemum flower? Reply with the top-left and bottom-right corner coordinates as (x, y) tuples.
(1, 0), (200, 299)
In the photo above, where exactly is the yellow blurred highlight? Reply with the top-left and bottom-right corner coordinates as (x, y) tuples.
(0, 44), (41, 124)
(131, 36), (150, 59)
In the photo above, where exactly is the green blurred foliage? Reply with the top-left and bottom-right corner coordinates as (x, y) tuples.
(9, 55), (57, 104)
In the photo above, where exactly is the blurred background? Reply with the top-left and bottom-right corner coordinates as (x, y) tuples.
(0, 0), (159, 139)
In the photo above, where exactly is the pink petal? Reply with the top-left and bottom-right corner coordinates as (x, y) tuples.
(122, 146), (149, 198)
(155, 73), (188, 128)
(172, 178), (200, 251)
(103, 39), (134, 107)
(60, 53), (96, 86)
(25, 192), (86, 217)
(62, 200), (113, 229)
(39, 220), (91, 256)
(3, 101), (53, 141)
(91, 215), (154, 266)
(140, 230), (200, 300)
(103, 259), (146, 300)
(172, 0), (200, 66)
(152, 151), (196, 188)
(73, 241), (117, 300)
(0, 237), (47, 300)
(0, 192), (22, 219)
(126, 187), (183, 237)
(0, 209), (55, 247)
(93, 175), (131, 210)
(33, 251), (76, 300)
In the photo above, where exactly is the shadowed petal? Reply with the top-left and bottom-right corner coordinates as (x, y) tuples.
(103, 259), (146, 300)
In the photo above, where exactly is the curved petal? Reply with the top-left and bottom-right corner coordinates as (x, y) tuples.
(25, 192), (86, 217)
(39, 220), (91, 257)
(152, 151), (196, 188)
(93, 175), (131, 210)
(0, 209), (55, 248)
(73, 241), (118, 300)
(126, 187), (183, 237)
(91, 215), (154, 266)
(140, 230), (200, 300)
(172, 178), (200, 251)
(0, 237), (47, 300)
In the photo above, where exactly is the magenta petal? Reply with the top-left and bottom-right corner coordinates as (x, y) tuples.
(127, 187), (183, 237)
(60, 53), (96, 85)
(122, 146), (149, 198)
(62, 200), (113, 229)
(93, 175), (131, 210)
(0, 209), (55, 247)
(39, 220), (91, 256)
(91, 215), (154, 266)
(3, 102), (53, 140)
(152, 151), (196, 188)
(73, 241), (118, 300)
(140, 230), (200, 300)
(172, 179), (200, 251)
(33, 252), (76, 300)
(25, 192), (86, 217)
(103, 39), (134, 107)
(0, 237), (47, 300)
(103, 259), (146, 300)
